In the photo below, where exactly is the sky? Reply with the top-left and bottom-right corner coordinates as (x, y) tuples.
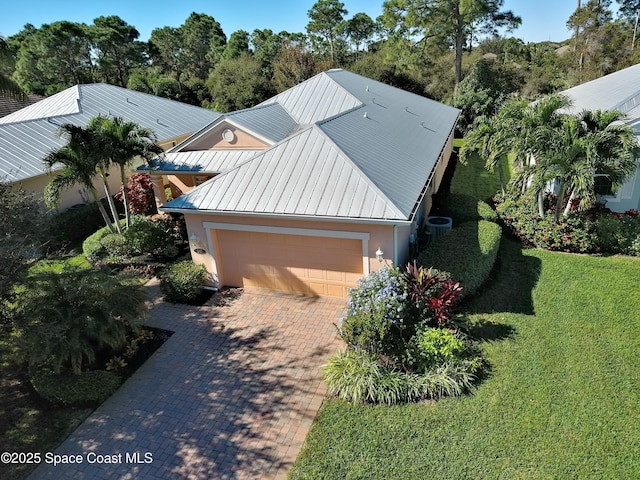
(0, 0), (586, 45)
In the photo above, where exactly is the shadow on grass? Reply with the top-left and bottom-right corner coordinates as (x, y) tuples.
(464, 235), (542, 317)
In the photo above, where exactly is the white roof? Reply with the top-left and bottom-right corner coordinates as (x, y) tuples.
(0, 84), (221, 183)
(161, 69), (460, 222)
(560, 63), (640, 136)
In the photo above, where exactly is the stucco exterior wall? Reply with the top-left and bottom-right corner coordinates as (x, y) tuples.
(14, 164), (122, 211)
(182, 213), (399, 287)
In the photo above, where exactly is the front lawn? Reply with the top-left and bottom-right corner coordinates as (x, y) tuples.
(290, 239), (640, 479)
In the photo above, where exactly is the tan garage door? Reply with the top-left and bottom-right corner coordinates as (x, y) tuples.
(215, 230), (363, 298)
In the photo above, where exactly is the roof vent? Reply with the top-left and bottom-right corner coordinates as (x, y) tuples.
(365, 85), (369, 92)
(363, 112), (369, 119)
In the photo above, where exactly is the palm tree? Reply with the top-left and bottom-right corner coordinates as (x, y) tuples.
(89, 116), (163, 228)
(460, 105), (522, 194)
(530, 109), (638, 222)
(43, 124), (116, 232)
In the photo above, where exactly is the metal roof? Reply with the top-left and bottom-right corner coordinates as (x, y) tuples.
(226, 103), (297, 143)
(151, 149), (260, 174)
(259, 71), (362, 125)
(320, 70), (460, 218)
(0, 86), (81, 124)
(0, 83), (220, 183)
(162, 69), (460, 221)
(560, 63), (640, 116)
(165, 126), (406, 220)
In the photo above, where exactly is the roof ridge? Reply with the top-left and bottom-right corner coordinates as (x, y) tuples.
(310, 124), (406, 219)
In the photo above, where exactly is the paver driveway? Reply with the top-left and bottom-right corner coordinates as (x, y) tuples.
(28, 280), (345, 480)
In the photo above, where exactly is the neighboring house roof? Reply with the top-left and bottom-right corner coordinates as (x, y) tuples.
(0, 83), (221, 183)
(161, 69), (460, 222)
(560, 63), (640, 133)
(0, 94), (46, 119)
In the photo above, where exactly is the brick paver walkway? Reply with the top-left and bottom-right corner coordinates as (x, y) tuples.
(28, 280), (345, 480)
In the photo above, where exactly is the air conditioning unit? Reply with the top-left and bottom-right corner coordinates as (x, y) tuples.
(426, 216), (453, 242)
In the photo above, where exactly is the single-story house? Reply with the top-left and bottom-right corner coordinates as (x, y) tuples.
(158, 69), (459, 298)
(0, 84), (220, 210)
(559, 63), (640, 212)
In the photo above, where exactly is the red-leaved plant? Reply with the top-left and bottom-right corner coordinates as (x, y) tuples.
(404, 261), (463, 327)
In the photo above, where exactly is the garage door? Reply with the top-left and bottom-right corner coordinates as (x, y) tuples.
(214, 230), (363, 298)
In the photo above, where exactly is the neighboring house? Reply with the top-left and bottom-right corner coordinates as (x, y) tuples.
(559, 63), (640, 212)
(0, 84), (220, 210)
(0, 93), (45, 118)
(159, 69), (459, 298)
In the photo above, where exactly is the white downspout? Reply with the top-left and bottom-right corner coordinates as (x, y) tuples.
(393, 225), (398, 266)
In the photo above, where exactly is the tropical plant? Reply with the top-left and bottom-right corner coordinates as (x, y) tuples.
(43, 123), (116, 231)
(89, 116), (163, 228)
(322, 348), (478, 405)
(12, 266), (147, 374)
(0, 182), (48, 302)
(160, 260), (208, 303)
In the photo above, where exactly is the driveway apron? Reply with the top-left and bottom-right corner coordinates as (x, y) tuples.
(27, 280), (345, 480)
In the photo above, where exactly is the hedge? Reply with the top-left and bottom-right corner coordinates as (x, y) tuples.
(160, 260), (208, 303)
(30, 369), (122, 406)
(443, 193), (498, 224)
(417, 220), (502, 297)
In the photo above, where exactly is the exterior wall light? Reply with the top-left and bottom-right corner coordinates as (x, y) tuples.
(190, 234), (206, 255)
(376, 248), (384, 263)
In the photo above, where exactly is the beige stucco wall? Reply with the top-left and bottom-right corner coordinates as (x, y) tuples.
(182, 213), (399, 287)
(14, 164), (122, 211)
(184, 121), (268, 151)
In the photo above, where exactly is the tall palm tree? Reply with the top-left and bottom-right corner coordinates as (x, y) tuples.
(90, 116), (163, 228)
(43, 124), (115, 232)
(531, 109), (638, 221)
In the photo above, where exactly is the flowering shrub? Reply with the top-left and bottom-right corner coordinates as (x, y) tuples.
(328, 264), (480, 404)
(338, 267), (410, 359)
(496, 192), (640, 256)
(495, 192), (596, 253)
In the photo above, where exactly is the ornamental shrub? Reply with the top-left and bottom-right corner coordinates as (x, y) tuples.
(593, 213), (640, 255)
(406, 327), (466, 372)
(160, 260), (208, 303)
(338, 267), (410, 359)
(495, 192), (596, 253)
(30, 369), (122, 406)
(123, 217), (173, 256)
(445, 193), (498, 223)
(115, 172), (157, 216)
(82, 220), (126, 262)
(322, 349), (478, 405)
(417, 220), (502, 297)
(100, 233), (130, 257)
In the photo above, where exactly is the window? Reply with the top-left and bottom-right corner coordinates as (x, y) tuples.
(594, 174), (614, 196)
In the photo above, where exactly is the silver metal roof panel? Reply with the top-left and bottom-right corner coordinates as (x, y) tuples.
(560, 63), (640, 115)
(226, 103), (297, 142)
(260, 72), (362, 124)
(162, 126), (406, 220)
(1, 83), (220, 183)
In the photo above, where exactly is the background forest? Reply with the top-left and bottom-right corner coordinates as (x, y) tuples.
(1, 0), (640, 120)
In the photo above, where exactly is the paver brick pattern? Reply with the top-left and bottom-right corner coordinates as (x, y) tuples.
(28, 280), (345, 480)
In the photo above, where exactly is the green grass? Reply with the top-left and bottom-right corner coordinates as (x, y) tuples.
(450, 152), (509, 202)
(290, 242), (640, 479)
(290, 145), (640, 479)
